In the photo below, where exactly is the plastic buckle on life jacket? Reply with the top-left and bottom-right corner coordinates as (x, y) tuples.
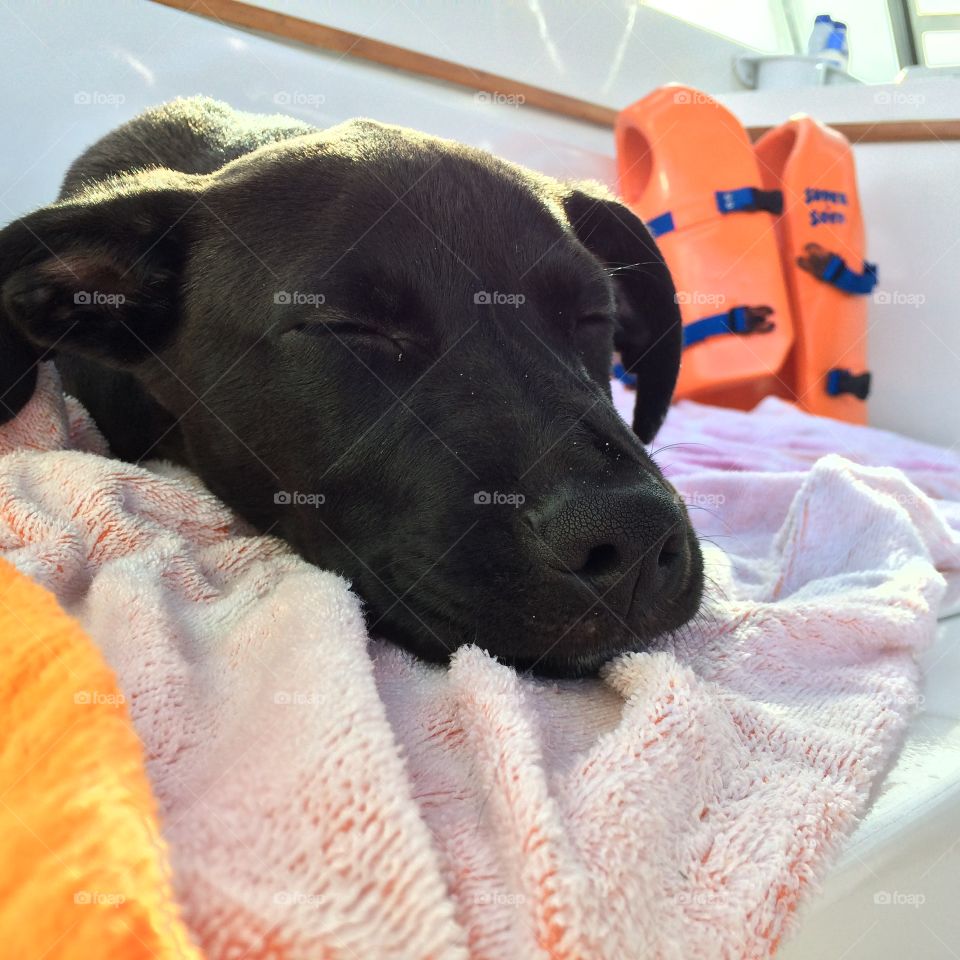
(798, 243), (878, 295)
(826, 368), (872, 400)
(728, 305), (775, 334)
(683, 305), (775, 348)
(715, 187), (784, 216)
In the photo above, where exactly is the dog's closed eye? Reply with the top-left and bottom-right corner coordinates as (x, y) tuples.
(284, 319), (405, 351)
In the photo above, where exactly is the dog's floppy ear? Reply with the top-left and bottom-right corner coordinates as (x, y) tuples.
(0, 171), (199, 422)
(563, 184), (681, 444)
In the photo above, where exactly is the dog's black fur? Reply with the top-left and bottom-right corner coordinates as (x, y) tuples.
(0, 98), (702, 676)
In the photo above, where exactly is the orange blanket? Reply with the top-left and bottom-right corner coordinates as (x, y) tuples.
(0, 557), (201, 959)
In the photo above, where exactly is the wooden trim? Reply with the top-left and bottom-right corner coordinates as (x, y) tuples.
(150, 0), (619, 128)
(746, 119), (960, 143)
(150, 0), (960, 143)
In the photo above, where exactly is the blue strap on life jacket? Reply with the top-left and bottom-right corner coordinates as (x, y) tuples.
(826, 368), (872, 400)
(819, 254), (878, 295)
(612, 361), (638, 387)
(647, 186), (782, 239)
(715, 186), (784, 215)
(646, 211), (675, 238)
(682, 305), (775, 349)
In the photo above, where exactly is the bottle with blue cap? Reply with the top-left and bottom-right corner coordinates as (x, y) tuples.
(807, 14), (834, 56)
(822, 20), (849, 71)
(807, 15), (849, 72)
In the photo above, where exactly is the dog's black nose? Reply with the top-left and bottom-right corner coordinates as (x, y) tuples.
(524, 480), (689, 614)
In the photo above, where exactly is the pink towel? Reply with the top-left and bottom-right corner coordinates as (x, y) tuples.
(3, 362), (959, 960)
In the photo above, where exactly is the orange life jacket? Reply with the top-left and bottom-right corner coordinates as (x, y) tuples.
(615, 85), (875, 423)
(755, 116), (874, 423)
(616, 84), (795, 411)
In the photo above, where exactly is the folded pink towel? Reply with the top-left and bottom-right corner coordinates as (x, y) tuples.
(3, 363), (959, 960)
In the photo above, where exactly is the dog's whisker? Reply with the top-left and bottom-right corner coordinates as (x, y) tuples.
(601, 260), (663, 277)
(648, 440), (718, 458)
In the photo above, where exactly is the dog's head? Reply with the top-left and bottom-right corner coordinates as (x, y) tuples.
(0, 118), (702, 676)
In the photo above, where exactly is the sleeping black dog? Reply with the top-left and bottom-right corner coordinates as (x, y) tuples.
(0, 97), (702, 676)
